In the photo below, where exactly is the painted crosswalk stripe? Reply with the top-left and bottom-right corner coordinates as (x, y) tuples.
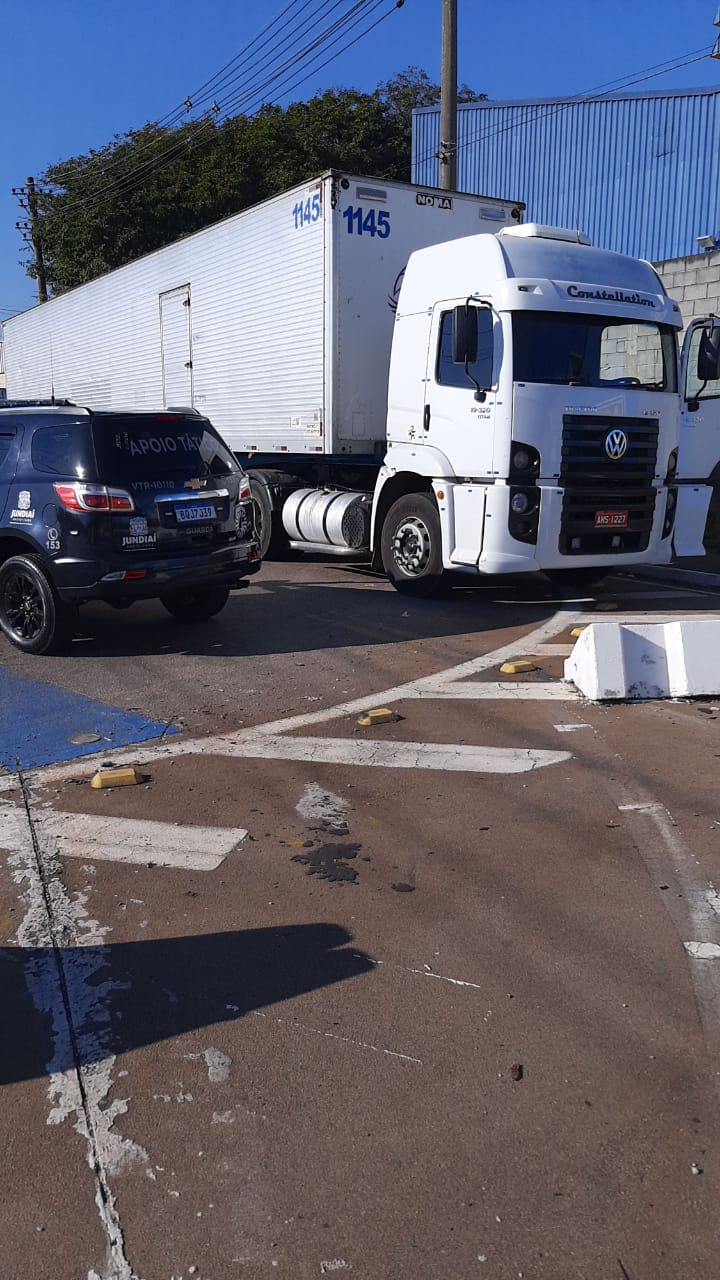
(220, 735), (570, 774)
(411, 681), (575, 700)
(28, 808), (247, 870)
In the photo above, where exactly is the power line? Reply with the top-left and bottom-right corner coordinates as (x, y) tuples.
(189, 0), (390, 131)
(63, 2), (394, 211)
(73, 0), (349, 187)
(153, 0), (310, 128)
(171, 0), (355, 123)
(40, 0), (403, 215)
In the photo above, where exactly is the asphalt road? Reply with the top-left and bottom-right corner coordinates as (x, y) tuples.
(2, 560), (720, 1280)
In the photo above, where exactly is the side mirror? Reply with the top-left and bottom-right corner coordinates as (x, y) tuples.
(697, 321), (720, 383)
(452, 304), (478, 365)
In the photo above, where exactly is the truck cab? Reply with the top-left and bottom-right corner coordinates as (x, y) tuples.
(374, 224), (719, 593)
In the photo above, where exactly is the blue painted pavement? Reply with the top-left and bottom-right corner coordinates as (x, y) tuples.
(0, 669), (178, 772)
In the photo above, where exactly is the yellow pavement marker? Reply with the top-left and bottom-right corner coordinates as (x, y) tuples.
(499, 659), (538, 675)
(91, 766), (143, 789)
(357, 707), (397, 727)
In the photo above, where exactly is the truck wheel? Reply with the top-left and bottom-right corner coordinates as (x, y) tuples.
(0, 554), (73, 655)
(381, 494), (445, 597)
(249, 477), (273, 559)
(160, 586), (231, 621)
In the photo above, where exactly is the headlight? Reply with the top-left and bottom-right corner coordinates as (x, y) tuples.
(666, 489), (677, 512)
(510, 491), (531, 514)
(512, 448), (532, 472)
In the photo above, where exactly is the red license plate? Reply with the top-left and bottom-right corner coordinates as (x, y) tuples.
(594, 510), (628, 528)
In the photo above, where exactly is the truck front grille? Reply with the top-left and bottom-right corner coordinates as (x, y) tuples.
(559, 414), (658, 555)
(561, 414), (658, 488)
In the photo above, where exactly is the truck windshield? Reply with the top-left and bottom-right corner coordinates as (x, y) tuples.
(512, 311), (678, 392)
(92, 415), (241, 481)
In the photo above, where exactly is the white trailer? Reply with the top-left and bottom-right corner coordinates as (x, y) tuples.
(4, 173), (720, 595)
(3, 172), (519, 450)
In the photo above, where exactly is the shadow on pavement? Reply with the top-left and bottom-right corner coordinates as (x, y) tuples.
(49, 573), (559, 661)
(0, 922), (373, 1087)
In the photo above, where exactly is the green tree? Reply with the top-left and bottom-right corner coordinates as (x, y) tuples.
(29, 68), (484, 294)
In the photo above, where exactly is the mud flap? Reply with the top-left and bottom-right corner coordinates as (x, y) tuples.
(672, 484), (713, 557)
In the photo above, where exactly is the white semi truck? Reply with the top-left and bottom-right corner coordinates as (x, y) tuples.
(4, 170), (719, 595)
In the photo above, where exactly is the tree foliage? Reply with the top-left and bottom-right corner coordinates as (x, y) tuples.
(29, 68), (484, 294)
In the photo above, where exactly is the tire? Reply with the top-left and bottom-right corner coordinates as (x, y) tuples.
(249, 476), (273, 560)
(159, 585), (231, 621)
(380, 493), (445, 597)
(0, 554), (73, 655)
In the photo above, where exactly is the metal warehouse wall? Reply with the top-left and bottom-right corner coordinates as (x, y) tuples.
(412, 87), (720, 262)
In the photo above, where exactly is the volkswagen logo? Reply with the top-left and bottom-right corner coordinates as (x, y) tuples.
(604, 428), (628, 460)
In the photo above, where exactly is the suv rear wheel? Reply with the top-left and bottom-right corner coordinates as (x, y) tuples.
(0, 555), (74, 655)
(159, 585), (231, 621)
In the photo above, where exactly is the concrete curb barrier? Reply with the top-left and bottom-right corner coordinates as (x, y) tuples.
(564, 620), (720, 701)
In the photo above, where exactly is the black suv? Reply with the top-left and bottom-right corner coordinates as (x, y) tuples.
(0, 402), (260, 654)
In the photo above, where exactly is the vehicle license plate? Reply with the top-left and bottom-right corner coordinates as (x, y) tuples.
(175, 503), (216, 523)
(594, 510), (628, 528)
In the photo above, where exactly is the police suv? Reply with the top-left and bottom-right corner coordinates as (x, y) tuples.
(0, 402), (260, 654)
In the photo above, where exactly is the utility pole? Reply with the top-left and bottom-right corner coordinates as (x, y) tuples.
(12, 176), (48, 303)
(439, 0), (457, 191)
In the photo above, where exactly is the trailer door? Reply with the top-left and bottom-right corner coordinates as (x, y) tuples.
(160, 286), (193, 409)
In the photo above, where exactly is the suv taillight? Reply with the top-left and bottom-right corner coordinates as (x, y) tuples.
(54, 482), (135, 513)
(239, 476), (251, 500)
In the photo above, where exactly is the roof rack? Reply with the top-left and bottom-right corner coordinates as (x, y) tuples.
(0, 398), (77, 408)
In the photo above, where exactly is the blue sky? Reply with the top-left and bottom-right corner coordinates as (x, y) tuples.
(2, 0), (719, 317)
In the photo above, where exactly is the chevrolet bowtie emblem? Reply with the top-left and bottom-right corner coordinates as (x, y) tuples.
(185, 477), (207, 489)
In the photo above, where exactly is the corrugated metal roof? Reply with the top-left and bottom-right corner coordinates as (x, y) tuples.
(412, 85), (720, 262)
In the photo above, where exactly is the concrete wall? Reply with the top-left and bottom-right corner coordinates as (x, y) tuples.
(655, 251), (720, 332)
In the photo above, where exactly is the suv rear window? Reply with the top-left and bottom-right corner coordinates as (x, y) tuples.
(31, 421), (96, 478)
(92, 415), (240, 482)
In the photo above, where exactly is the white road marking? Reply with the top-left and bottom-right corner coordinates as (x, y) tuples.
(30, 809), (247, 871)
(618, 802), (662, 812)
(531, 643), (575, 655)
(252, 1009), (423, 1065)
(404, 966), (484, 990)
(617, 798), (720, 1048)
(553, 723), (594, 733)
(230, 608), (581, 738)
(8, 610), (580, 790)
(223, 734), (571, 773)
(356, 955), (485, 990)
(295, 782), (349, 824)
(411, 680), (574, 699)
(685, 942), (720, 960)
(4, 794), (141, 1278)
(9, 598), (717, 806)
(185, 1048), (233, 1082)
